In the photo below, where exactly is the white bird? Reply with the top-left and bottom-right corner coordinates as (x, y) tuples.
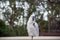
(27, 13), (39, 36)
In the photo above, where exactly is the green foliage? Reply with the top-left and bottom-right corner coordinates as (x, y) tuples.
(37, 19), (48, 32)
(14, 25), (28, 36)
(0, 19), (16, 36)
(0, 20), (6, 29)
(0, 19), (28, 36)
(43, 21), (48, 32)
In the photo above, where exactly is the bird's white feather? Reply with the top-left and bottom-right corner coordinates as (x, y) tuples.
(27, 13), (39, 36)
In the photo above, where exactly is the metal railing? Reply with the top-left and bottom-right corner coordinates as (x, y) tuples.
(0, 36), (60, 40)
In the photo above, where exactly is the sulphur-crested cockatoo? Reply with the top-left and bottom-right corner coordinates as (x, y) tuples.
(27, 13), (39, 36)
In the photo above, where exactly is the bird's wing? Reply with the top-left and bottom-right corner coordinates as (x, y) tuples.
(27, 22), (37, 36)
(34, 22), (39, 36)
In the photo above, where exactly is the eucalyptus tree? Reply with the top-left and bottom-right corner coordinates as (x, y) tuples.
(0, 0), (24, 30)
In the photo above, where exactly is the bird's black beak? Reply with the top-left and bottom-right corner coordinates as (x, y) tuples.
(32, 16), (35, 21)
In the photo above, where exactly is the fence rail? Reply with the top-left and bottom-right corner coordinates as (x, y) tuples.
(0, 36), (60, 40)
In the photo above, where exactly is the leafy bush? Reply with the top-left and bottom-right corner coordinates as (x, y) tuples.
(0, 19), (16, 36)
(14, 25), (28, 36)
(0, 19), (28, 36)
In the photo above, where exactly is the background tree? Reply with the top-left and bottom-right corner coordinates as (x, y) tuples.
(0, 0), (60, 36)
